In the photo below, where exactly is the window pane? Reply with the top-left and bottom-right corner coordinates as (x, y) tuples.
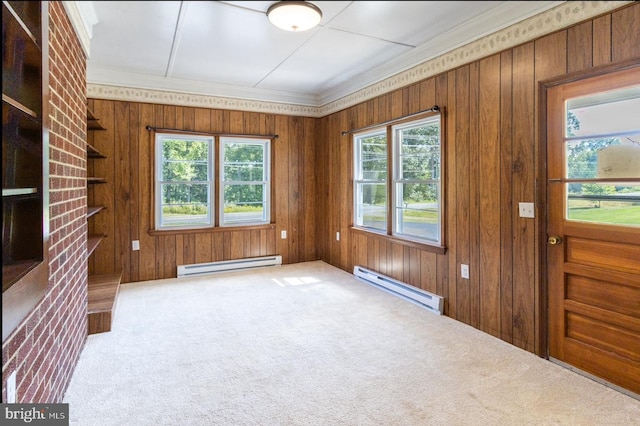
(355, 183), (387, 232)
(566, 134), (640, 180)
(162, 139), (209, 161)
(224, 143), (265, 181)
(360, 134), (387, 180)
(163, 161), (208, 182)
(223, 184), (265, 223)
(567, 183), (640, 226)
(160, 184), (210, 227)
(566, 86), (640, 137)
(395, 182), (439, 241)
(398, 126), (440, 180)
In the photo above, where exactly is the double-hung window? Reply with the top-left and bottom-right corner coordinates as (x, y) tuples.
(353, 112), (444, 247)
(155, 133), (271, 230)
(156, 134), (214, 229)
(220, 137), (271, 226)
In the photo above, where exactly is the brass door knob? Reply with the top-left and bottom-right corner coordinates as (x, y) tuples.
(548, 236), (562, 245)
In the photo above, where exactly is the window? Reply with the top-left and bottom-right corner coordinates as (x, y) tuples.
(353, 113), (443, 246)
(220, 138), (271, 226)
(564, 85), (640, 226)
(155, 133), (271, 230)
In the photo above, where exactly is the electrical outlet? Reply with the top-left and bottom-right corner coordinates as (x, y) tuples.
(518, 202), (535, 218)
(336, 231), (340, 241)
(132, 240), (140, 251)
(7, 370), (16, 403)
(461, 264), (470, 279)
(281, 230), (287, 239)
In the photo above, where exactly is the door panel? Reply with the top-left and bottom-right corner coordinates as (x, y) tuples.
(546, 65), (640, 395)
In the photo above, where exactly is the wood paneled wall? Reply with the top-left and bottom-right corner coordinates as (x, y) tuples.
(316, 4), (640, 354)
(87, 101), (318, 283)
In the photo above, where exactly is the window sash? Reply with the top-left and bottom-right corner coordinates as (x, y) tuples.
(155, 134), (214, 229)
(220, 138), (270, 226)
(353, 129), (388, 232)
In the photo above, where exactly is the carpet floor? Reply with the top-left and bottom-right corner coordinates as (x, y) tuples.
(63, 260), (640, 425)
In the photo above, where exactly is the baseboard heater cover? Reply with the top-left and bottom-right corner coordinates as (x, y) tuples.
(353, 265), (444, 315)
(177, 255), (282, 278)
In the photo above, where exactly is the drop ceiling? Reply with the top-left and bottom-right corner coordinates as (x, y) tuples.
(79, 1), (564, 110)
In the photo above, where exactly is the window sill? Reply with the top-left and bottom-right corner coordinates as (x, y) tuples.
(149, 223), (276, 236)
(350, 226), (447, 255)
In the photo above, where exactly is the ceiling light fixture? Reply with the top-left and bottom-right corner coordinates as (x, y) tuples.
(267, 1), (322, 32)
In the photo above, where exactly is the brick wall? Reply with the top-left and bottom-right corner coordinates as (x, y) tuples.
(2, 2), (88, 403)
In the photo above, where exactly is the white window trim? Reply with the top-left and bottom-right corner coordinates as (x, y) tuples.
(155, 133), (215, 230)
(353, 128), (387, 234)
(391, 116), (442, 244)
(219, 137), (271, 227)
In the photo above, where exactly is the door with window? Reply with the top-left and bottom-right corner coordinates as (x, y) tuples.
(546, 66), (640, 394)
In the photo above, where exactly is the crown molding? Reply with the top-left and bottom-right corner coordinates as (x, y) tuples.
(62, 1), (98, 58)
(86, 1), (633, 118)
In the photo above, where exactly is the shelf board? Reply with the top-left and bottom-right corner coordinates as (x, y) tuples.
(87, 234), (104, 257)
(2, 260), (40, 291)
(87, 206), (105, 219)
(88, 271), (123, 334)
(2, 187), (37, 197)
(87, 106), (106, 131)
(87, 143), (107, 158)
(3, 94), (37, 117)
(87, 177), (107, 184)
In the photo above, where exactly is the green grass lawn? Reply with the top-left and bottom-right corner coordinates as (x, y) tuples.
(568, 206), (640, 225)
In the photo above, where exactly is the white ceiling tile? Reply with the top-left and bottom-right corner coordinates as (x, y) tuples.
(257, 27), (411, 94)
(89, 1), (182, 75)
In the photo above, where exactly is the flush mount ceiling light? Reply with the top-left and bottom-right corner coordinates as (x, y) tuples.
(267, 1), (323, 32)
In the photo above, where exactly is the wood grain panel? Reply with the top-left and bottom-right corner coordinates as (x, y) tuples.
(478, 54), (501, 338)
(114, 101), (131, 282)
(129, 103), (140, 283)
(499, 51), (513, 342)
(592, 15), (612, 66)
(567, 21), (593, 73)
(612, 3), (640, 61)
(566, 273), (639, 318)
(566, 237), (640, 273)
(566, 312), (640, 362)
(468, 61), (480, 329)
(138, 103), (156, 281)
(454, 66), (469, 324)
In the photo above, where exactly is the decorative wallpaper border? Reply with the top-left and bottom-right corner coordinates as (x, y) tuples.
(87, 1), (632, 118)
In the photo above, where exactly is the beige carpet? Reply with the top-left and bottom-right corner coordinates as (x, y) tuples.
(63, 261), (640, 425)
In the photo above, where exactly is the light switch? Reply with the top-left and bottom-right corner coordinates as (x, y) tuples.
(461, 264), (469, 279)
(281, 230), (287, 239)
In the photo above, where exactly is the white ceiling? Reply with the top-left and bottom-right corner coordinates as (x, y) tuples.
(80, 1), (563, 108)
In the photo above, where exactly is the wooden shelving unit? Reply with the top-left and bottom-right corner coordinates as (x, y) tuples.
(2, 1), (49, 340)
(86, 105), (121, 334)
(88, 271), (122, 334)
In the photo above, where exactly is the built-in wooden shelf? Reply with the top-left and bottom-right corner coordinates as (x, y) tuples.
(2, 260), (40, 291)
(88, 271), (122, 334)
(87, 107), (106, 131)
(2, 187), (38, 197)
(87, 234), (104, 257)
(87, 177), (107, 184)
(87, 143), (106, 158)
(87, 206), (105, 219)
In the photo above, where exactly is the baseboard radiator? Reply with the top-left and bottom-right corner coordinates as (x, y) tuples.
(177, 255), (282, 278)
(353, 265), (444, 315)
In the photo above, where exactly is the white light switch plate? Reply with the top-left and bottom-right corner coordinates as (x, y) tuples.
(518, 202), (535, 218)
(132, 240), (140, 251)
(461, 264), (469, 279)
(281, 230), (287, 239)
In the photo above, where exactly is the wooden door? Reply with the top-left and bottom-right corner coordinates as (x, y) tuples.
(546, 65), (640, 395)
